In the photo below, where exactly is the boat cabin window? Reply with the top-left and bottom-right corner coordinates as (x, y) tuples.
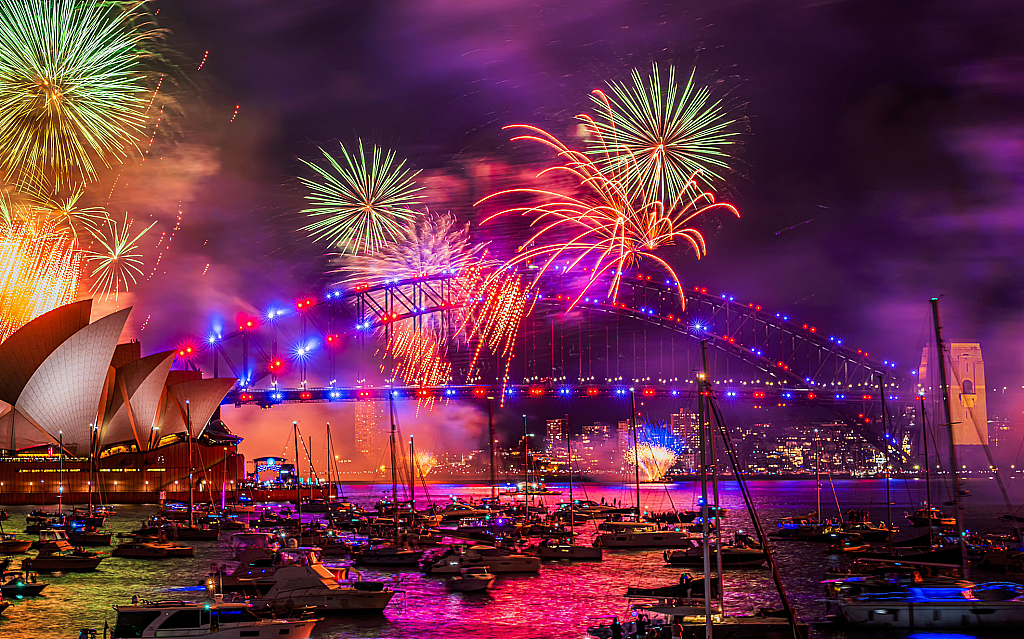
(114, 611), (162, 638)
(159, 609), (209, 629)
(214, 608), (261, 624)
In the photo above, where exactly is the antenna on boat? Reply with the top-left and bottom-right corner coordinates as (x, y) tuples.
(877, 374), (892, 533)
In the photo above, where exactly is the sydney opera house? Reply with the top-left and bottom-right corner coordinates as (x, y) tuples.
(0, 300), (243, 504)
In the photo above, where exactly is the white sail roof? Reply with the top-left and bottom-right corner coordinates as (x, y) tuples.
(14, 308), (130, 453)
(101, 350), (176, 448)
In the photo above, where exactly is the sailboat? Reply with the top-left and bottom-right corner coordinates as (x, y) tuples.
(353, 393), (423, 568)
(610, 342), (808, 639)
(531, 415), (602, 560)
(595, 393), (696, 550)
(829, 299), (1024, 627)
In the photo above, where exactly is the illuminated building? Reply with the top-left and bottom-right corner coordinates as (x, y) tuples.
(354, 400), (386, 459)
(919, 342), (988, 446)
(0, 301), (241, 502)
(546, 416), (567, 453)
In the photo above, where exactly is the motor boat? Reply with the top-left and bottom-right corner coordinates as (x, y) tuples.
(113, 541), (170, 559)
(772, 515), (823, 539)
(238, 548), (395, 614)
(595, 525), (699, 549)
(529, 538), (603, 561)
(906, 507), (957, 527)
(827, 578), (1024, 627)
(22, 539), (103, 572)
(446, 566), (495, 592)
(66, 519), (113, 546)
(0, 570), (48, 596)
(206, 548), (279, 593)
(108, 597), (317, 638)
(425, 545), (539, 574)
(150, 540), (196, 557)
(0, 533), (32, 554)
(625, 572), (719, 599)
(229, 532), (281, 559)
(0, 510), (9, 522)
(663, 533), (768, 568)
(587, 604), (807, 639)
(352, 545), (424, 567)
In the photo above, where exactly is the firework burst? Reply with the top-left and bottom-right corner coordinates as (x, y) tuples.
(300, 140), (423, 256)
(414, 451), (438, 476)
(584, 64), (738, 199)
(478, 125), (739, 310)
(0, 219), (82, 341)
(0, 0), (162, 185)
(337, 213), (485, 287)
(86, 213), (155, 301)
(625, 443), (679, 482)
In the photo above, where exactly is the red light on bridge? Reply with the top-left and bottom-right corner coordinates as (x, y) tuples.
(755, 305), (761, 311)
(529, 387), (544, 396)
(325, 334), (339, 345)
(642, 388), (655, 397)
(752, 390), (766, 399)
(807, 392), (817, 400)
(473, 388), (487, 397)
(586, 387), (599, 396)
(862, 395), (871, 400)
(296, 298), (315, 310)
(417, 389), (430, 397)
(300, 391), (311, 400)
(358, 391), (370, 398)
(240, 393), (253, 401)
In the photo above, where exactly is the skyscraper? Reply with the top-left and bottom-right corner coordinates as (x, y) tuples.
(546, 416), (567, 452)
(669, 409), (699, 449)
(354, 400), (386, 458)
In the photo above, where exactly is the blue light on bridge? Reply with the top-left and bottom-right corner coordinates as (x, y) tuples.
(725, 390), (737, 398)
(558, 387), (571, 396)
(835, 394), (846, 400)
(329, 391), (340, 400)
(615, 388), (626, 396)
(446, 389), (455, 396)
(782, 392), (794, 399)
(670, 389), (680, 397)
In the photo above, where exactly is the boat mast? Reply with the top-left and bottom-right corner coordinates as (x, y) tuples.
(815, 428), (820, 522)
(88, 422), (95, 512)
(931, 297), (968, 578)
(187, 401), (194, 528)
(326, 423), (332, 501)
(877, 374), (892, 530)
(565, 413), (573, 541)
(409, 435), (416, 510)
(522, 414), (529, 511)
(488, 397), (496, 499)
(918, 393), (933, 548)
(292, 421), (302, 526)
(389, 393), (399, 546)
(629, 389), (640, 519)
(702, 342), (725, 621)
(697, 346), (712, 639)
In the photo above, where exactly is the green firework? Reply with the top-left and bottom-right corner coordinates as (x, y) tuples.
(299, 139), (424, 255)
(0, 0), (159, 185)
(585, 64), (738, 200)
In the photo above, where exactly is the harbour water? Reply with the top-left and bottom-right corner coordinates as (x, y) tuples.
(2, 478), (1022, 638)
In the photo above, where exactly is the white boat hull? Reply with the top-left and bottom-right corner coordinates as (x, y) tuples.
(596, 531), (696, 548)
(252, 588), (394, 613)
(835, 599), (1024, 627)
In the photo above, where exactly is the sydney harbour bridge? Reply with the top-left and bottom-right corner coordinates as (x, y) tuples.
(176, 269), (920, 467)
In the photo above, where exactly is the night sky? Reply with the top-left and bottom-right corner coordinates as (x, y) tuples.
(102, 1), (1024, 456)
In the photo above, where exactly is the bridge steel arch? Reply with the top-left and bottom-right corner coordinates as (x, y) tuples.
(181, 271), (917, 467)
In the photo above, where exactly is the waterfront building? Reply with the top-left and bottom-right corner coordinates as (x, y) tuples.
(0, 301), (241, 503)
(546, 416), (567, 453)
(919, 342), (988, 446)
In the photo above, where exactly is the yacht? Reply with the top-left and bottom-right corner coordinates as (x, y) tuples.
(22, 538), (103, 572)
(109, 598), (317, 638)
(240, 548), (395, 614)
(595, 524), (698, 549)
(112, 541), (170, 559)
(827, 579), (1024, 627)
(0, 570), (48, 596)
(229, 532), (281, 559)
(425, 545), (539, 574)
(0, 532), (32, 553)
(906, 507), (957, 527)
(446, 566), (495, 592)
(663, 535), (768, 568)
(529, 538), (603, 560)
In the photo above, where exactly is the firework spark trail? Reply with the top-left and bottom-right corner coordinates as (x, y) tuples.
(414, 451), (438, 476)
(478, 125), (739, 311)
(585, 64), (738, 199)
(0, 0), (161, 185)
(87, 213), (156, 301)
(300, 140), (423, 256)
(0, 220), (81, 341)
(625, 443), (679, 481)
(385, 322), (452, 387)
